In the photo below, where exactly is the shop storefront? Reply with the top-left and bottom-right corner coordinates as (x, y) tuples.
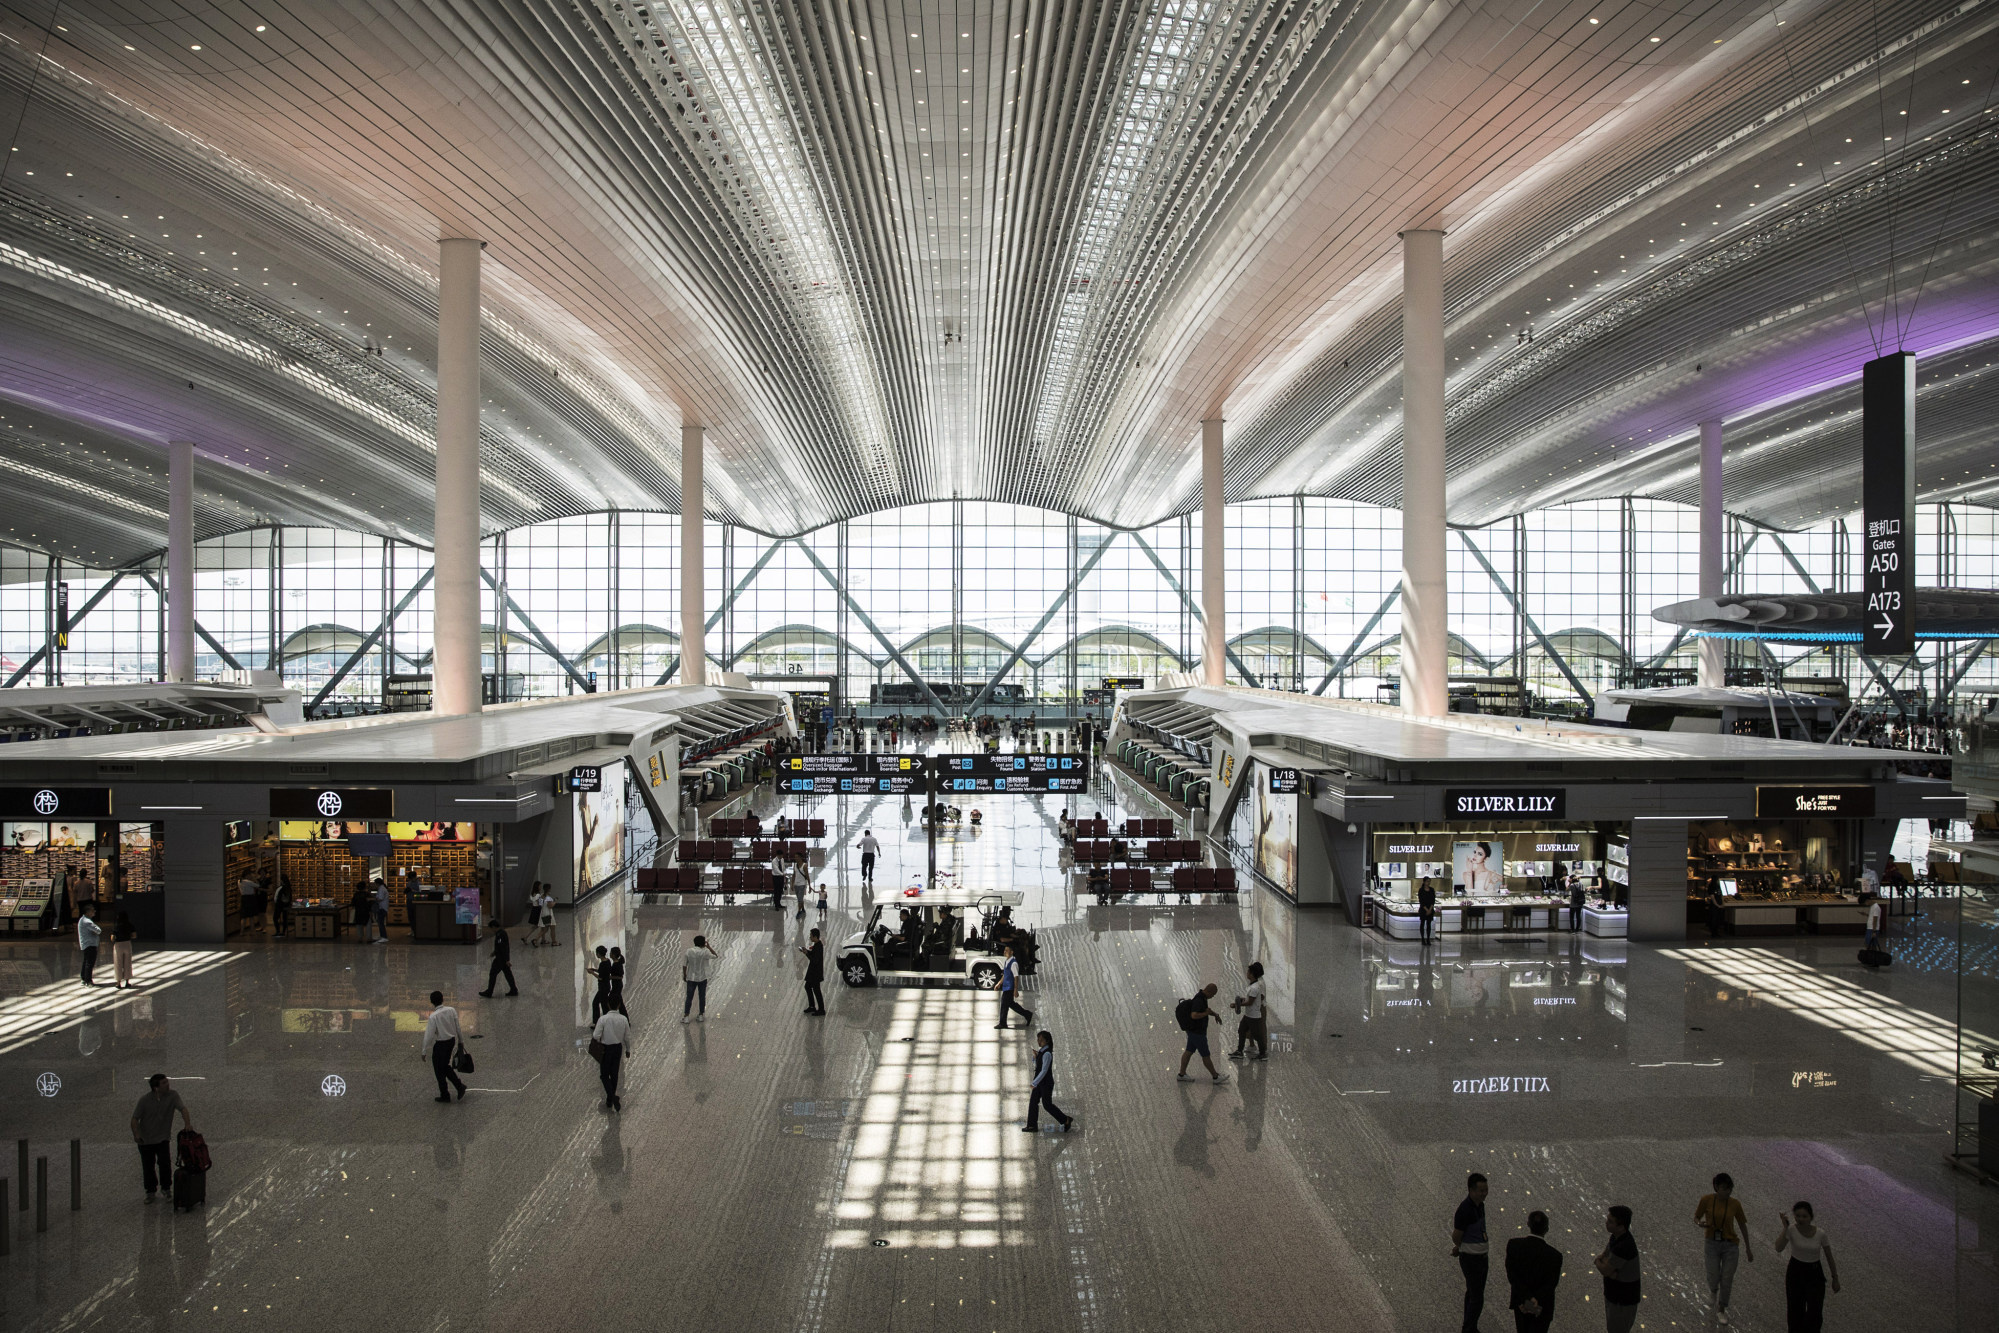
(231, 818), (493, 941)
(1121, 686), (1965, 944)
(1367, 823), (1613, 936)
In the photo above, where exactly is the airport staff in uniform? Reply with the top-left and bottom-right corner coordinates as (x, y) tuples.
(479, 919), (518, 996)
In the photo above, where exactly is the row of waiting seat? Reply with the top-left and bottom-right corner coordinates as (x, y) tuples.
(1088, 866), (1239, 897)
(637, 866), (778, 894)
(1122, 818), (1175, 838)
(1069, 817), (1112, 839)
(711, 816), (826, 839)
(1072, 838), (1204, 864)
(678, 839), (813, 863)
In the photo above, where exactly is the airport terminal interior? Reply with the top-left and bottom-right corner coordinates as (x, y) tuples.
(0, 1), (1996, 1330)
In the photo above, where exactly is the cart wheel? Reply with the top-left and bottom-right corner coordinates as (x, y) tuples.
(842, 957), (875, 988)
(970, 962), (1001, 990)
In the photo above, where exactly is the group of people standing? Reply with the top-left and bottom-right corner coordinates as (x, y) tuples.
(74, 902), (141, 988)
(1451, 1170), (1842, 1333)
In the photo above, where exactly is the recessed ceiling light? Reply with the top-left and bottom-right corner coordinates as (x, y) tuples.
(190, 43), (200, 50)
(256, 25), (266, 32)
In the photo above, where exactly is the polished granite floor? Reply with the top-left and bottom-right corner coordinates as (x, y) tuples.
(0, 781), (1994, 1332)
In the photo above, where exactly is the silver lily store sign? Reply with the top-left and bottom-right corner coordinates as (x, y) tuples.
(1443, 788), (1566, 819)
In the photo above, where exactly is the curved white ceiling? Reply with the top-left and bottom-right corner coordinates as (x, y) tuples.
(0, 0), (1989, 566)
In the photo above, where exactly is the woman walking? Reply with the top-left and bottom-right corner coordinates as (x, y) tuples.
(607, 946), (628, 1015)
(799, 928), (825, 1015)
(1023, 1030), (1073, 1132)
(111, 910), (138, 989)
(1774, 1202), (1839, 1333)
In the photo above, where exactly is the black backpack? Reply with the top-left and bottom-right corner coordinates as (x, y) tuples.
(1175, 996), (1200, 1031)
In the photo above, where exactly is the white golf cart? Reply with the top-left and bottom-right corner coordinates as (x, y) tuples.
(838, 889), (1025, 988)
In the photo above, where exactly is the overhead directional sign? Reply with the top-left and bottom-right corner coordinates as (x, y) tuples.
(935, 753), (1088, 793)
(778, 753), (923, 795)
(1862, 351), (1916, 655)
(773, 752), (1088, 794)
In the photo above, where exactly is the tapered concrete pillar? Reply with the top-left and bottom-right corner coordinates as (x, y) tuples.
(1399, 229), (1448, 719)
(680, 423), (706, 686)
(1698, 418), (1725, 689)
(165, 439), (195, 682)
(433, 238), (483, 716)
(1201, 417), (1226, 686)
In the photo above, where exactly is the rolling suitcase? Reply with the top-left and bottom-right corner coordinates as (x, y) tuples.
(1858, 947), (1892, 968)
(174, 1128), (209, 1210)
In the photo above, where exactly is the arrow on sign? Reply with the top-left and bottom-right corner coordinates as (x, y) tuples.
(1874, 614), (1895, 636)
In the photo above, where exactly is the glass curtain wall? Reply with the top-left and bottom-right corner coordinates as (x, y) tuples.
(4, 499), (1995, 710)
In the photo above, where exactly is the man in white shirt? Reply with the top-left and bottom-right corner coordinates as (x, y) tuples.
(1864, 895), (1887, 952)
(592, 1006), (630, 1111)
(682, 933), (718, 1022)
(77, 904), (102, 987)
(858, 830), (880, 885)
(420, 990), (466, 1102)
(1229, 961), (1269, 1061)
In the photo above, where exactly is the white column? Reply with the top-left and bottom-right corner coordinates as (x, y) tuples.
(1399, 229), (1448, 719)
(1697, 418), (1725, 689)
(1201, 417), (1226, 686)
(433, 238), (483, 716)
(165, 438), (195, 683)
(680, 422), (706, 686)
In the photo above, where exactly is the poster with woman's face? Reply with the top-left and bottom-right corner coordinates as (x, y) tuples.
(1454, 841), (1505, 895)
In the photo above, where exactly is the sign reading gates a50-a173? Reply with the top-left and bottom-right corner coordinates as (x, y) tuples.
(1443, 788), (1565, 819)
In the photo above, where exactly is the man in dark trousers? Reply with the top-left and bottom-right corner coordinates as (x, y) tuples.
(1418, 880), (1437, 945)
(1505, 1209), (1564, 1333)
(994, 945), (1033, 1029)
(1174, 983), (1227, 1083)
(1569, 874), (1586, 931)
(1451, 1172), (1491, 1333)
(479, 918), (518, 997)
(798, 927), (826, 1015)
(129, 1073), (194, 1203)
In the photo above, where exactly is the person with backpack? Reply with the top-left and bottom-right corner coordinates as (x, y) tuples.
(129, 1073), (195, 1203)
(1175, 983), (1226, 1083)
(994, 944), (1033, 1030)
